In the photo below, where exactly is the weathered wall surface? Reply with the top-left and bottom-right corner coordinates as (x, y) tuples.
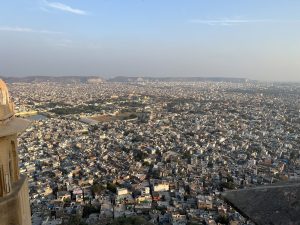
(0, 175), (31, 225)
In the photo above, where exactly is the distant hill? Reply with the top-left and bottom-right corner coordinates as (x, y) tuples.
(0, 76), (104, 84)
(0, 75), (250, 84)
(108, 76), (250, 83)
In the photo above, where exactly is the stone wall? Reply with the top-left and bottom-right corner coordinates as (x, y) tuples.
(0, 175), (31, 225)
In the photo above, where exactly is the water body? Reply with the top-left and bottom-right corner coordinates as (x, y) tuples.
(27, 114), (47, 121)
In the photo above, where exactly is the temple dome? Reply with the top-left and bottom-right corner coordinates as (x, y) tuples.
(0, 79), (14, 123)
(0, 79), (9, 104)
(0, 79), (30, 137)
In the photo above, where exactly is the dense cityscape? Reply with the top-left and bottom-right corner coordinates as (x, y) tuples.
(7, 79), (300, 225)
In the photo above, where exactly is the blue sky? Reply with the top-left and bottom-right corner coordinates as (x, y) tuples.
(0, 0), (300, 81)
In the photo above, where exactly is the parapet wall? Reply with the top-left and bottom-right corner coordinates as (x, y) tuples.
(0, 175), (31, 225)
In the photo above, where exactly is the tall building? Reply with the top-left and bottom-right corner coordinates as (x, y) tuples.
(0, 80), (31, 225)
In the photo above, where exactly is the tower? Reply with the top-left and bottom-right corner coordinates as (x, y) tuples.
(0, 80), (31, 225)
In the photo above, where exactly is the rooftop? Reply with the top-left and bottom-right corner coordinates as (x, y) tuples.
(222, 182), (300, 225)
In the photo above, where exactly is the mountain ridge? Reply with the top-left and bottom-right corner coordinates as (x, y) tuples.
(1, 75), (250, 83)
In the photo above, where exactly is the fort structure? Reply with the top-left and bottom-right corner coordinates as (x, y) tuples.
(0, 80), (31, 225)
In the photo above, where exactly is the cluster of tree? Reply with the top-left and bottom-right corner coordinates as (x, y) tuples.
(108, 216), (153, 225)
(91, 183), (106, 195)
(215, 215), (230, 224)
(62, 215), (87, 225)
(50, 105), (102, 115)
(134, 150), (148, 161)
(91, 182), (117, 195)
(290, 150), (300, 162)
(220, 175), (236, 190)
(82, 205), (100, 218)
(107, 182), (117, 193)
(119, 101), (145, 107)
(182, 151), (192, 160)
(149, 168), (160, 179)
(38, 102), (69, 109)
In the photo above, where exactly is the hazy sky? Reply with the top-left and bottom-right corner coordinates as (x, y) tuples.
(1, 0), (300, 81)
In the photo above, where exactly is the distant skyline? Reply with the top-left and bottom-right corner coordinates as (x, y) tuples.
(1, 0), (300, 81)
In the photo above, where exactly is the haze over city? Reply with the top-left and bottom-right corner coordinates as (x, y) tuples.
(1, 0), (300, 82)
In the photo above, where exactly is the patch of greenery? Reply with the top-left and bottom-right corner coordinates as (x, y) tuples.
(134, 150), (148, 161)
(107, 182), (117, 193)
(220, 181), (236, 190)
(215, 215), (229, 224)
(50, 105), (102, 115)
(91, 183), (106, 195)
(62, 215), (87, 225)
(82, 205), (100, 218)
(108, 216), (153, 225)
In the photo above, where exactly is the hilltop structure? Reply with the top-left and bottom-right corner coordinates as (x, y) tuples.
(0, 80), (31, 225)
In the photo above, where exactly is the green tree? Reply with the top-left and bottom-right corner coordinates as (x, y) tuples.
(109, 216), (153, 225)
(92, 183), (105, 195)
(216, 215), (229, 224)
(63, 215), (87, 225)
(82, 205), (100, 218)
(107, 182), (117, 193)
